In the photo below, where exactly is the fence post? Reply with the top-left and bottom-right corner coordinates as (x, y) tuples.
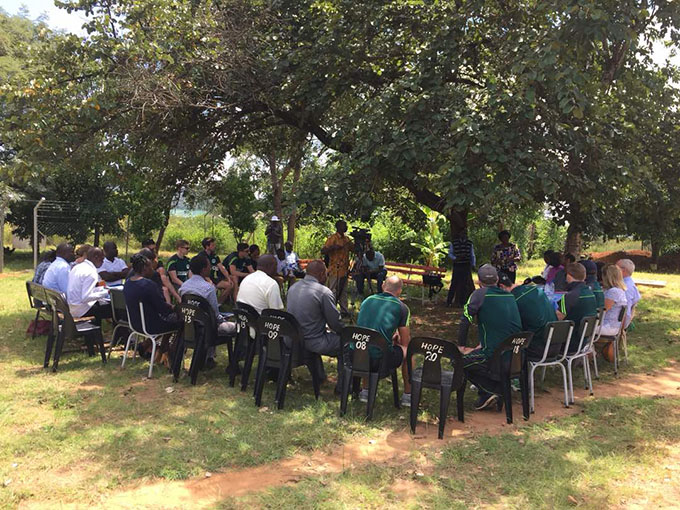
(33, 197), (45, 270)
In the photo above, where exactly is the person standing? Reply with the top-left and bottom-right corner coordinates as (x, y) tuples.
(265, 216), (283, 254)
(490, 230), (521, 284)
(446, 230), (476, 308)
(321, 220), (354, 316)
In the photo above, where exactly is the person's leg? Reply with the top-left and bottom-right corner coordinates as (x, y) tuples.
(90, 302), (113, 326)
(337, 276), (349, 315)
(446, 268), (456, 306)
(305, 332), (342, 387)
(394, 333), (412, 395)
(216, 279), (232, 304)
(463, 352), (502, 405)
(376, 269), (387, 293)
(354, 273), (366, 295)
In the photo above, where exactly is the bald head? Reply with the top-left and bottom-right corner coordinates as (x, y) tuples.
(305, 260), (327, 283)
(383, 275), (403, 296)
(257, 254), (278, 277)
(87, 247), (105, 268)
(56, 242), (75, 262)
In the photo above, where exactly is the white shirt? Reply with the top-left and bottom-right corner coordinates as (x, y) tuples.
(276, 258), (288, 276)
(236, 270), (284, 314)
(98, 257), (128, 286)
(42, 256), (71, 297)
(67, 259), (110, 317)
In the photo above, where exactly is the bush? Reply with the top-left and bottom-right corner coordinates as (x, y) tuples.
(161, 215), (235, 255)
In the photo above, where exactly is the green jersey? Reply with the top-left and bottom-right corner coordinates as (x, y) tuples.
(589, 280), (605, 309)
(558, 282), (597, 351)
(167, 254), (190, 283)
(356, 292), (410, 359)
(511, 284), (557, 350)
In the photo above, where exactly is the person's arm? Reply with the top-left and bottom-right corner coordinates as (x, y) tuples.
(148, 279), (174, 315)
(266, 281), (285, 310)
(322, 289), (343, 333)
(321, 235), (340, 255)
(604, 297), (614, 311)
(229, 263), (250, 279)
(457, 289), (485, 347)
(490, 247), (499, 266)
(168, 269), (184, 287)
(448, 242), (456, 262)
(216, 262), (231, 280)
(470, 245), (476, 268)
(158, 267), (181, 302)
(513, 245), (521, 262)
(86, 274), (109, 301)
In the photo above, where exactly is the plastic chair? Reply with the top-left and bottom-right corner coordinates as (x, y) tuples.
(253, 309), (321, 410)
(487, 331), (534, 424)
(233, 302), (260, 391)
(108, 287), (131, 360)
(527, 321), (574, 412)
(564, 315), (599, 404)
(174, 301), (209, 385)
(121, 302), (178, 379)
(27, 281), (51, 339)
(589, 307), (606, 379)
(339, 326), (401, 420)
(406, 337), (466, 439)
(43, 288), (106, 372)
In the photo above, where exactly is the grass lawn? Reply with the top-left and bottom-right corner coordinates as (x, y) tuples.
(0, 254), (679, 509)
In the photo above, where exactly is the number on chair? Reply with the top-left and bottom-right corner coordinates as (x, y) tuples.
(425, 351), (438, 362)
(355, 340), (367, 350)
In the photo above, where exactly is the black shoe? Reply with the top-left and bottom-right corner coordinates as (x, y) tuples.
(204, 357), (216, 370)
(474, 393), (499, 410)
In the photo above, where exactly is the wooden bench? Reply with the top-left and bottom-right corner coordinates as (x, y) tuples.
(635, 279), (666, 288)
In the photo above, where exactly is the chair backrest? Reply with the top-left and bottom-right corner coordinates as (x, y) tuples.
(540, 320), (574, 361)
(573, 315), (598, 354)
(182, 293), (218, 344)
(43, 287), (77, 340)
(258, 309), (304, 363)
(407, 336), (464, 388)
(109, 287), (128, 325)
(615, 305), (627, 338)
(27, 281), (47, 309)
(178, 301), (210, 346)
(233, 302), (260, 346)
(490, 331), (534, 378)
(339, 325), (389, 374)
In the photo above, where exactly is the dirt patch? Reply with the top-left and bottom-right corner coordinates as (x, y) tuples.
(20, 362), (680, 510)
(590, 250), (680, 273)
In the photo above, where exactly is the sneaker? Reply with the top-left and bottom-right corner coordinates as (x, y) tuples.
(400, 393), (411, 407)
(474, 393), (499, 411)
(358, 389), (369, 402)
(511, 379), (520, 392)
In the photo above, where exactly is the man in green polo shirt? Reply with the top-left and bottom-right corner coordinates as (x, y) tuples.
(458, 264), (522, 410)
(556, 263), (597, 352)
(356, 275), (412, 406)
(167, 239), (191, 289)
(499, 275), (558, 360)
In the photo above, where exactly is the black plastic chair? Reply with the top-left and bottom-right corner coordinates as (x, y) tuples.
(174, 301), (209, 385)
(232, 302), (260, 390)
(407, 337), (466, 439)
(108, 287), (131, 360)
(43, 288), (106, 372)
(27, 281), (51, 340)
(487, 331), (534, 424)
(253, 309), (321, 410)
(339, 326), (400, 420)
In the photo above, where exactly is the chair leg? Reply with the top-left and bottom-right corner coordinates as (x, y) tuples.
(253, 346), (268, 407)
(308, 355), (321, 400)
(540, 365), (547, 384)
(226, 337), (238, 387)
(32, 308), (41, 339)
(592, 350), (600, 379)
(622, 330), (628, 362)
(147, 337), (157, 378)
(391, 369), (400, 409)
(189, 340), (203, 386)
(585, 357), (594, 396)
(409, 380), (422, 434)
(582, 357), (589, 389)
(172, 335), (185, 382)
(438, 385), (453, 439)
(84, 335), (96, 357)
(366, 373), (379, 421)
(96, 330), (107, 364)
(52, 331), (66, 373)
(503, 376), (513, 424)
(614, 338), (619, 376)
(340, 367), (353, 416)
(276, 354), (292, 410)
(558, 362), (569, 408)
(456, 380), (465, 422)
(108, 324), (121, 360)
(520, 366), (530, 421)
(121, 332), (135, 368)
(242, 339), (257, 392)
(528, 363), (536, 413)
(566, 359), (575, 404)
(44, 331), (55, 368)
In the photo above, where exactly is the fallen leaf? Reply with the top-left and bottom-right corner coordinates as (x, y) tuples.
(567, 495), (578, 505)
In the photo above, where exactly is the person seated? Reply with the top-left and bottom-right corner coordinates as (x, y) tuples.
(499, 274), (558, 360)
(284, 241), (304, 278)
(167, 239), (191, 289)
(248, 244), (261, 270)
(43, 243), (75, 296)
(33, 250), (56, 285)
(457, 265), (522, 410)
(98, 241), (130, 286)
(136, 248), (180, 304)
(275, 248), (296, 288)
(556, 263), (598, 352)
(552, 253), (575, 291)
(540, 250), (555, 280)
(616, 258), (640, 327)
(596, 263), (628, 338)
(227, 243), (255, 284)
(73, 244), (92, 266)
(579, 259), (604, 309)
(355, 248), (387, 295)
(67, 247), (112, 325)
(200, 237), (236, 304)
(287, 260), (344, 391)
(179, 254), (237, 368)
(236, 254), (284, 314)
(356, 275), (412, 407)
(124, 253), (181, 360)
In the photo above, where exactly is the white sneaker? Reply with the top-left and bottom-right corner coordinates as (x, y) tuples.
(400, 393), (411, 407)
(470, 384), (478, 391)
(358, 389), (369, 402)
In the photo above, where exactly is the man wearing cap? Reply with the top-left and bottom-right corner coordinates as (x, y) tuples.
(458, 264), (522, 410)
(265, 216), (284, 254)
(556, 263), (598, 352)
(579, 259), (604, 309)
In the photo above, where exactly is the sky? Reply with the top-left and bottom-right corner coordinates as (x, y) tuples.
(1, 0), (678, 66)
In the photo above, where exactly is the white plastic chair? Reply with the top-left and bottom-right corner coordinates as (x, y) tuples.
(564, 315), (599, 404)
(121, 302), (171, 378)
(528, 320), (574, 412)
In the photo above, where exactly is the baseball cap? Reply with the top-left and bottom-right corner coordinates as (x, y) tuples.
(271, 215), (280, 221)
(478, 264), (499, 286)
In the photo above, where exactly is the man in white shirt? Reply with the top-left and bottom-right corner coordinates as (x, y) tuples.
(98, 241), (130, 286)
(236, 254), (284, 313)
(43, 243), (75, 297)
(67, 247), (111, 324)
(616, 258), (641, 327)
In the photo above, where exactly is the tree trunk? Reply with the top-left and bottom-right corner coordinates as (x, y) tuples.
(651, 238), (661, 264)
(93, 224), (100, 247)
(564, 224), (582, 258)
(286, 149), (304, 245)
(527, 223), (536, 260)
(0, 214), (4, 274)
(447, 208), (468, 239)
(155, 207), (171, 251)
(269, 151), (283, 219)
